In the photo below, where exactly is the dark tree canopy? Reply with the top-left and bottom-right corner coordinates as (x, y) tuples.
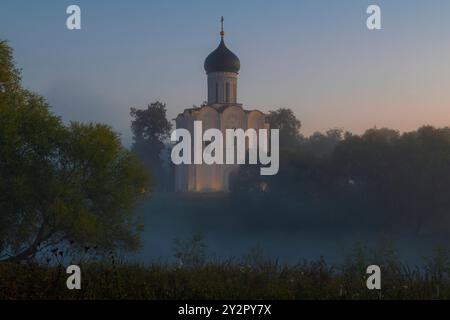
(299, 128), (346, 157)
(0, 40), (20, 93)
(130, 101), (172, 189)
(267, 108), (302, 148)
(232, 120), (450, 235)
(0, 41), (150, 262)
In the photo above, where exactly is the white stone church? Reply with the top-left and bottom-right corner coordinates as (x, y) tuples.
(174, 20), (269, 192)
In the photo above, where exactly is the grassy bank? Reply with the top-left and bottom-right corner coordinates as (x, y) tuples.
(2, 246), (450, 300)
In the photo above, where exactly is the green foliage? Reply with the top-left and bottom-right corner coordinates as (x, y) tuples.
(0, 41), (150, 261)
(267, 108), (301, 148)
(130, 102), (172, 165)
(130, 101), (172, 190)
(332, 126), (450, 230)
(173, 233), (207, 268)
(0, 40), (21, 93)
(299, 128), (346, 157)
(233, 124), (450, 233)
(2, 246), (450, 299)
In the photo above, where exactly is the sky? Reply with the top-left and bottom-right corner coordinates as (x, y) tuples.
(1, 0), (450, 146)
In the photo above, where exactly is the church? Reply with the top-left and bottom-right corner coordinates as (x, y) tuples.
(174, 18), (269, 192)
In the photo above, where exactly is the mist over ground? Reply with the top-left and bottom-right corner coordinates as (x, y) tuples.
(133, 192), (450, 266)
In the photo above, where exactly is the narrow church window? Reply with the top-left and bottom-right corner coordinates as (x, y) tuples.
(226, 82), (230, 103)
(233, 128), (238, 163)
(215, 82), (219, 103)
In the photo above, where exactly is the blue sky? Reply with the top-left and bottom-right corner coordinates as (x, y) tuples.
(2, 0), (450, 145)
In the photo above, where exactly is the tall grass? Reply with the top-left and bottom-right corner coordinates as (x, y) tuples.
(2, 242), (450, 299)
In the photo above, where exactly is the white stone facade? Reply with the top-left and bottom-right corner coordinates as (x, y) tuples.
(175, 105), (268, 192)
(207, 72), (238, 104)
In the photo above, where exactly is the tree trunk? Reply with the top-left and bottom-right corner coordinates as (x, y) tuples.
(1, 223), (51, 263)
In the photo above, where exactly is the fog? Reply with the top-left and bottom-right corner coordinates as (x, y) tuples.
(132, 192), (450, 266)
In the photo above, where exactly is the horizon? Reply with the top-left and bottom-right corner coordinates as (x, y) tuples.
(2, 0), (450, 146)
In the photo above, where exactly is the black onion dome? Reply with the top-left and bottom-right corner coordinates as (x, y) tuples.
(204, 38), (240, 74)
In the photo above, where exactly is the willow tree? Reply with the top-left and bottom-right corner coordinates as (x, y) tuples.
(0, 40), (150, 262)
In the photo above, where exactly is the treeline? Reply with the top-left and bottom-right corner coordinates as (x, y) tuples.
(129, 101), (450, 233)
(233, 120), (450, 234)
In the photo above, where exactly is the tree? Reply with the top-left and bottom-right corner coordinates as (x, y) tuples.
(331, 126), (450, 232)
(300, 128), (345, 157)
(0, 41), (150, 262)
(267, 108), (301, 148)
(0, 40), (20, 93)
(130, 102), (172, 190)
